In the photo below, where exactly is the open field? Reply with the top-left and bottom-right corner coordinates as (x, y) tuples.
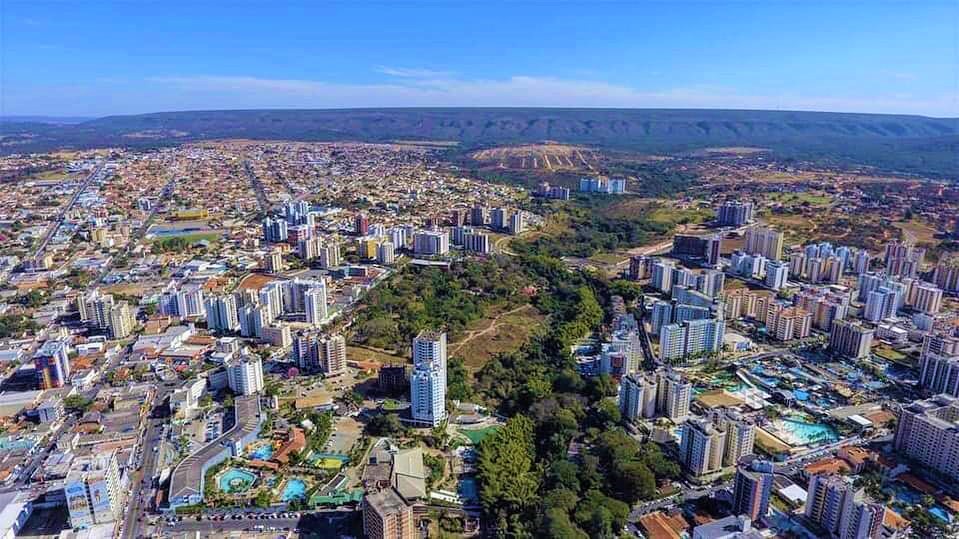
(766, 191), (834, 206)
(346, 345), (406, 366)
(894, 219), (939, 246)
(450, 303), (546, 371)
(27, 169), (72, 183)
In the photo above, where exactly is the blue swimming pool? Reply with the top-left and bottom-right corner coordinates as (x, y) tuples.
(930, 506), (951, 522)
(248, 443), (274, 460)
(781, 419), (839, 445)
(459, 477), (478, 502)
(218, 468), (257, 493)
(281, 478), (307, 502)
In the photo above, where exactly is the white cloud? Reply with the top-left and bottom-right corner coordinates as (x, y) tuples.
(374, 66), (454, 79)
(6, 73), (955, 117)
(143, 74), (957, 117)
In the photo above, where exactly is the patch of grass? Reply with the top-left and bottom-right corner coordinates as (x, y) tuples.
(346, 345), (406, 365)
(451, 304), (546, 371)
(768, 191), (833, 206)
(27, 169), (71, 182)
(152, 231), (221, 243)
(461, 426), (500, 445)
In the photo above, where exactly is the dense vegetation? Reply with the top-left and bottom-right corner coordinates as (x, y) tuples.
(513, 197), (677, 258)
(0, 314), (38, 338)
(6, 108), (957, 176)
(350, 257), (531, 353)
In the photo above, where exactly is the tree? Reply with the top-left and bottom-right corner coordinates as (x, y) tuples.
(447, 356), (473, 401)
(366, 413), (403, 436)
(477, 415), (541, 536)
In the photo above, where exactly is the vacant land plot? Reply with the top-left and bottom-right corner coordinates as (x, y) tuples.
(346, 345), (406, 366)
(450, 303), (545, 371)
(894, 219), (939, 245)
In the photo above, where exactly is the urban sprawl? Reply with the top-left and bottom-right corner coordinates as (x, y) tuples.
(0, 141), (958, 539)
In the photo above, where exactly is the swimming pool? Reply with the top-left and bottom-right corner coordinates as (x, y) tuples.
(218, 468), (257, 493)
(930, 506), (952, 523)
(281, 478), (307, 502)
(779, 419), (839, 445)
(458, 477), (478, 502)
(248, 443), (274, 460)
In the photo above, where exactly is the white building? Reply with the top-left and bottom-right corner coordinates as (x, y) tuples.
(226, 355), (264, 396)
(304, 284), (328, 326)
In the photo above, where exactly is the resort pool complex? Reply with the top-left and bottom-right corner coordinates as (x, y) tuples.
(248, 444), (274, 460)
(281, 479), (307, 502)
(779, 419), (839, 445)
(218, 468), (257, 493)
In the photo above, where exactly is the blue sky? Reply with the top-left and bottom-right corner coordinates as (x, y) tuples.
(2, 1), (957, 117)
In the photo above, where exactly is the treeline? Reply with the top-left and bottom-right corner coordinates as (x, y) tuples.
(350, 256), (532, 353)
(513, 198), (673, 258)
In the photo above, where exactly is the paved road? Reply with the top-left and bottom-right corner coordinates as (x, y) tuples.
(33, 163), (103, 258)
(243, 161), (269, 212)
(122, 386), (173, 539)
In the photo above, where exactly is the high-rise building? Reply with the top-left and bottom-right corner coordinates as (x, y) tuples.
(828, 320), (874, 360)
(320, 334), (347, 376)
(34, 339), (71, 389)
(765, 305), (811, 341)
(107, 301), (135, 339)
(712, 409), (756, 466)
(908, 281), (943, 315)
(853, 250), (871, 274)
(933, 258), (959, 293)
(895, 395), (959, 484)
(470, 205), (489, 227)
(672, 235), (722, 267)
(410, 331), (447, 427)
(377, 241), (396, 265)
(77, 289), (114, 329)
(205, 294), (240, 333)
(794, 287), (849, 331)
(490, 207), (510, 230)
(679, 418), (727, 476)
(918, 334), (959, 397)
(883, 240), (924, 279)
(655, 370), (692, 422)
(732, 460), (774, 522)
(318, 243), (342, 269)
(863, 287), (899, 322)
(298, 237), (322, 261)
(744, 227), (784, 261)
(650, 260), (676, 293)
(262, 216), (288, 243)
(354, 214), (370, 236)
(304, 284), (328, 326)
(805, 474), (855, 536)
(697, 270), (726, 297)
(618, 372), (658, 422)
(412, 231), (449, 256)
(508, 211), (526, 235)
(64, 450), (123, 529)
(659, 318), (725, 362)
(226, 355), (264, 395)
(840, 497), (884, 539)
(764, 261), (789, 290)
(628, 255), (653, 281)
(362, 488), (415, 539)
(265, 250), (284, 274)
(717, 201), (754, 227)
(463, 232), (491, 254)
